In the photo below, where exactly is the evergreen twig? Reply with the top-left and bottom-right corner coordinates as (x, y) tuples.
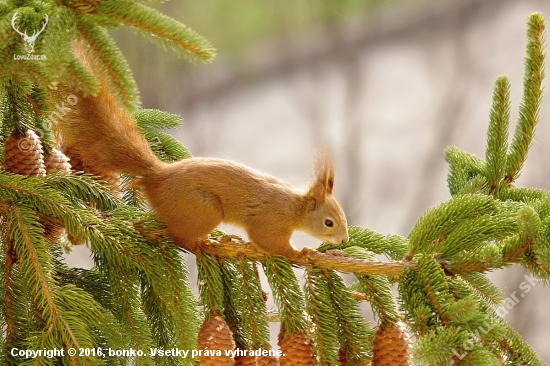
(505, 13), (546, 183)
(485, 76), (511, 194)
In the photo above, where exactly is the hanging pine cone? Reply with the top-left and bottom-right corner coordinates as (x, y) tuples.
(372, 323), (410, 366)
(256, 355), (279, 366)
(44, 148), (71, 174)
(234, 355), (257, 366)
(43, 148), (70, 244)
(235, 354), (279, 366)
(61, 145), (85, 172)
(61, 145), (122, 191)
(4, 130), (46, 177)
(278, 325), (314, 366)
(57, 146), (93, 245)
(197, 315), (236, 366)
(42, 217), (65, 245)
(41, 146), (68, 243)
(86, 166), (122, 192)
(4, 132), (65, 244)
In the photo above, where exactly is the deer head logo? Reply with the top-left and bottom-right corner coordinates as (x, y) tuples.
(11, 12), (49, 54)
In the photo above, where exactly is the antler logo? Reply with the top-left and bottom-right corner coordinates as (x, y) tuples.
(11, 12), (49, 54)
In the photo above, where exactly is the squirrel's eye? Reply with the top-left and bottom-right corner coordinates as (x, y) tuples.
(325, 219), (333, 227)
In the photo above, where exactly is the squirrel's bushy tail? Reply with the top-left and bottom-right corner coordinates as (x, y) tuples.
(54, 45), (161, 178)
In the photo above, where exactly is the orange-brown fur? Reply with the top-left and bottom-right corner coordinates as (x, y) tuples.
(55, 43), (349, 260)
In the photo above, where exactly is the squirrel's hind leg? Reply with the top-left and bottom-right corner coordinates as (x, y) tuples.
(151, 192), (224, 253)
(166, 211), (222, 253)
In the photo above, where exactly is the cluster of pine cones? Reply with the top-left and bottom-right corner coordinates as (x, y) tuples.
(3, 129), (122, 189)
(197, 315), (410, 366)
(3, 130), (121, 245)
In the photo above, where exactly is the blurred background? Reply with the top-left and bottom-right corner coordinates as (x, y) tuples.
(68, 0), (550, 361)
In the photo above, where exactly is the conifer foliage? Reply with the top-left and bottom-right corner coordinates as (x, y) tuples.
(0, 1), (548, 365)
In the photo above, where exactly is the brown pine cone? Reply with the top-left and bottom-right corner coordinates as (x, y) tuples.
(44, 148), (71, 174)
(67, 233), (84, 246)
(4, 130), (46, 177)
(61, 145), (85, 172)
(278, 325), (314, 366)
(372, 323), (410, 366)
(256, 355), (279, 366)
(42, 218), (65, 245)
(86, 168), (122, 192)
(197, 315), (236, 366)
(235, 354), (279, 366)
(234, 355), (257, 366)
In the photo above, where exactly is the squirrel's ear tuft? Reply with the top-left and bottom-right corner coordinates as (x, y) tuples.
(314, 149), (335, 195)
(306, 149), (334, 203)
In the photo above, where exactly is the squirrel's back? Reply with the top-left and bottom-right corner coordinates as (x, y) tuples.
(139, 157), (304, 224)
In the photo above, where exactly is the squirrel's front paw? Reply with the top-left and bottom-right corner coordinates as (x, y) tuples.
(300, 247), (317, 260)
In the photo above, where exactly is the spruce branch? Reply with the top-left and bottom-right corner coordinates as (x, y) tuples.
(498, 187), (550, 202)
(1, 79), (37, 135)
(263, 255), (307, 336)
(134, 109), (183, 130)
(499, 324), (545, 365)
(445, 146), (487, 196)
(485, 76), (511, 193)
(304, 267), (340, 366)
(415, 254), (454, 325)
(319, 225), (408, 260)
(219, 257), (250, 349)
(323, 270), (374, 365)
(196, 252), (225, 317)
(43, 173), (122, 212)
(134, 109), (191, 162)
(3, 238), (16, 359)
(407, 194), (497, 257)
(61, 55), (100, 96)
(235, 257), (271, 349)
(76, 21), (140, 109)
(354, 275), (400, 327)
(505, 13), (546, 183)
(198, 236), (413, 276)
(140, 235), (199, 355)
(457, 272), (504, 308)
(40, 7), (77, 81)
(344, 245), (401, 327)
(95, 1), (216, 63)
(413, 326), (471, 364)
(6, 204), (86, 363)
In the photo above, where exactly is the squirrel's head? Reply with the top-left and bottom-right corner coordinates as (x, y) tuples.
(302, 150), (348, 245)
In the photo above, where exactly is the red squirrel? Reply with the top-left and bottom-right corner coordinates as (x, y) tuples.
(54, 45), (349, 261)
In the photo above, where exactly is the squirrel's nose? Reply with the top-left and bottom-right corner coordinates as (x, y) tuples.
(341, 236), (349, 244)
